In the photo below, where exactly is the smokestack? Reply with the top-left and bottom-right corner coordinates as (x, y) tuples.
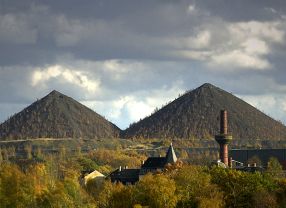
(215, 110), (232, 166)
(220, 110), (228, 134)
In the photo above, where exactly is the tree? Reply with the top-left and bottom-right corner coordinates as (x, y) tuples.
(134, 173), (177, 208)
(1, 148), (9, 160)
(0, 148), (2, 164)
(24, 144), (33, 159)
(77, 157), (99, 171)
(179, 149), (189, 160)
(174, 165), (224, 208)
(0, 163), (36, 207)
(253, 189), (278, 208)
(266, 157), (284, 178)
(210, 167), (277, 208)
(96, 180), (127, 208)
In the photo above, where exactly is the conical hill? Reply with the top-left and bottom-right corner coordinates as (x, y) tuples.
(122, 83), (286, 140)
(0, 90), (120, 140)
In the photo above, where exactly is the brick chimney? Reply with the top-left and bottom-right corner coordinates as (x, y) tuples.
(215, 110), (232, 166)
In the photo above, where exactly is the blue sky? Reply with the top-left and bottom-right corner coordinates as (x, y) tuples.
(0, 0), (286, 129)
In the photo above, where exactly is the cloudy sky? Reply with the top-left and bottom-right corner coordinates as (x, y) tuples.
(1, 0), (286, 129)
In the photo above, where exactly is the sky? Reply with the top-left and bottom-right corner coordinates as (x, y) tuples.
(0, 0), (286, 129)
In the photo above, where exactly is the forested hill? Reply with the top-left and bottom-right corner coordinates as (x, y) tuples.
(0, 90), (120, 140)
(122, 83), (286, 140)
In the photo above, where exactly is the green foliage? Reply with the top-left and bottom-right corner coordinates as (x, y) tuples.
(210, 167), (277, 208)
(0, 148), (2, 163)
(134, 174), (177, 208)
(174, 166), (224, 208)
(2, 147), (286, 208)
(89, 149), (145, 170)
(266, 157), (284, 178)
(0, 161), (96, 208)
(77, 157), (99, 171)
(95, 181), (134, 208)
(0, 163), (35, 207)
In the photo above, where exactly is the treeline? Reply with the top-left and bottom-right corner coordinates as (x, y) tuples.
(87, 161), (285, 208)
(0, 156), (286, 207)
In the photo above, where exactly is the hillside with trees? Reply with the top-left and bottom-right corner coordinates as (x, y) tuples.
(0, 90), (120, 140)
(123, 83), (286, 140)
(1, 154), (286, 208)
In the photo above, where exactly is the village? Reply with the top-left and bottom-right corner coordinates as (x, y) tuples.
(81, 110), (286, 187)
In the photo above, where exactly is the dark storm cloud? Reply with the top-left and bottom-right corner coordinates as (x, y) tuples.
(0, 0), (286, 128)
(195, 0), (286, 21)
(0, 0), (284, 65)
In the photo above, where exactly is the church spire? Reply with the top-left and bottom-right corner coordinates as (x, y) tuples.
(165, 143), (177, 164)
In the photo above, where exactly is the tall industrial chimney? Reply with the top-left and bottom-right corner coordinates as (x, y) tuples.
(215, 110), (232, 166)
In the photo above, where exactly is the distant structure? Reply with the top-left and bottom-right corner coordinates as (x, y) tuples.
(109, 143), (177, 185)
(214, 110), (286, 171)
(140, 143), (177, 175)
(215, 110), (232, 166)
(230, 149), (286, 169)
(80, 170), (105, 187)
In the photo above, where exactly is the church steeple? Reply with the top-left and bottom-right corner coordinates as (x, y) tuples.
(165, 143), (177, 164)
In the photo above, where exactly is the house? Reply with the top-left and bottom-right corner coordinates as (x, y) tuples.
(109, 143), (177, 184)
(139, 143), (177, 176)
(109, 167), (140, 185)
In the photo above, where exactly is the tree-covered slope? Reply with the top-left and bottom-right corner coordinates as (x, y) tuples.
(0, 90), (120, 140)
(122, 83), (286, 140)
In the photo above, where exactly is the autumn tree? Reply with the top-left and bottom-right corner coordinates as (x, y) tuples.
(0, 163), (36, 207)
(266, 157), (284, 178)
(174, 165), (224, 208)
(210, 167), (277, 207)
(0, 148), (2, 164)
(134, 173), (177, 208)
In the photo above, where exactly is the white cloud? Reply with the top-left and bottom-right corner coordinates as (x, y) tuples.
(31, 65), (100, 93)
(81, 96), (153, 128)
(166, 30), (211, 50)
(171, 50), (211, 60)
(171, 20), (285, 70)
(211, 50), (271, 70)
(108, 82), (184, 127)
(81, 82), (184, 129)
(184, 30), (211, 49)
(210, 21), (284, 70)
(242, 38), (269, 55)
(228, 21), (284, 43)
(101, 59), (145, 81)
(282, 101), (286, 112)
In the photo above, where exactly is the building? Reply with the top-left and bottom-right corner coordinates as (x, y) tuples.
(214, 110), (286, 170)
(109, 168), (140, 185)
(109, 143), (177, 184)
(230, 149), (286, 169)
